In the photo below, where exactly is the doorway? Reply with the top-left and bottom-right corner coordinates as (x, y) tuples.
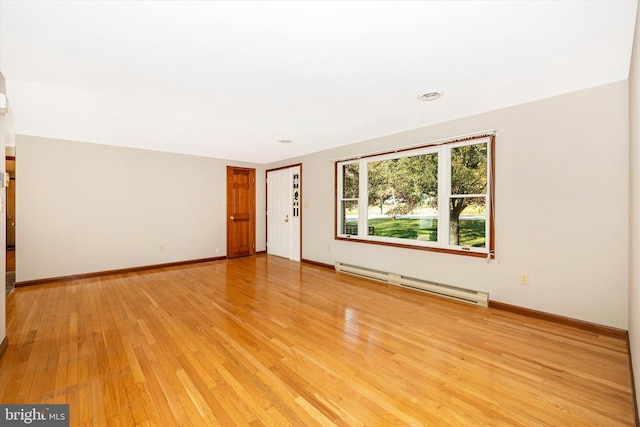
(226, 166), (256, 258)
(266, 164), (301, 261)
(5, 156), (15, 295)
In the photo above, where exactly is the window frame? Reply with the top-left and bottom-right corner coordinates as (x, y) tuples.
(334, 134), (495, 258)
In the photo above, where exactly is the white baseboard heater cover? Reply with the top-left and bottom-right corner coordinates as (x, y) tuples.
(334, 262), (489, 307)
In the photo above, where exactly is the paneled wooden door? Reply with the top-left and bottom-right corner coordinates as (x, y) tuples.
(226, 166), (256, 258)
(5, 158), (15, 248)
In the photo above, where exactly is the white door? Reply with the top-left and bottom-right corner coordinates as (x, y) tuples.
(267, 166), (301, 261)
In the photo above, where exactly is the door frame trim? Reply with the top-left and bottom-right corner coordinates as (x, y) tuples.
(266, 163), (302, 261)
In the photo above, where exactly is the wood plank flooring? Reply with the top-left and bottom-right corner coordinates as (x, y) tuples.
(0, 255), (634, 426)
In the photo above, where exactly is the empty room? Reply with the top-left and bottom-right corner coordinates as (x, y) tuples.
(0, 1), (639, 425)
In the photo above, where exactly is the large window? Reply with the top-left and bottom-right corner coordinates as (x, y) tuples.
(336, 134), (494, 257)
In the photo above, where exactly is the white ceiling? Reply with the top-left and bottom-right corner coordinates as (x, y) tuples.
(0, 1), (637, 164)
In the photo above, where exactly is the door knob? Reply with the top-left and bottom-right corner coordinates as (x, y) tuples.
(230, 216), (235, 220)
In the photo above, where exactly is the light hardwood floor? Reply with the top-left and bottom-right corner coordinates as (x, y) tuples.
(0, 255), (634, 426)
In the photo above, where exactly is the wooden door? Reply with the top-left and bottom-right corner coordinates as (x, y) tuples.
(6, 158), (15, 248)
(226, 166), (256, 258)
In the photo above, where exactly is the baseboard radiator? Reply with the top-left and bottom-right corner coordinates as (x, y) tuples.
(334, 262), (489, 307)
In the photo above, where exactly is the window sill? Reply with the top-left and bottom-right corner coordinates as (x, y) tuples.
(334, 236), (494, 259)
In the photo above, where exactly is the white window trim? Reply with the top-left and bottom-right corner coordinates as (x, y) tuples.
(335, 135), (494, 258)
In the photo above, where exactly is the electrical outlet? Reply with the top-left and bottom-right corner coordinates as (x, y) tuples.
(519, 273), (529, 285)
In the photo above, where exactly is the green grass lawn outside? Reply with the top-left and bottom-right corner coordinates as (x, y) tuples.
(345, 217), (486, 247)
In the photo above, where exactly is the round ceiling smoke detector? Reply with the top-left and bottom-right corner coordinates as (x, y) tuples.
(417, 91), (444, 101)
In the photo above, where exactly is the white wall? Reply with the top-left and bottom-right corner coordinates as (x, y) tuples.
(16, 136), (265, 282)
(0, 73), (8, 346)
(271, 81), (630, 329)
(628, 1), (640, 415)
